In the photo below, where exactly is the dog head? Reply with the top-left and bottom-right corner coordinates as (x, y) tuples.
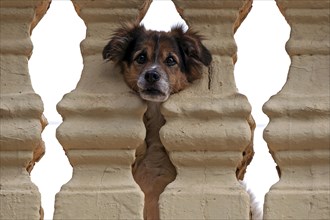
(103, 23), (212, 102)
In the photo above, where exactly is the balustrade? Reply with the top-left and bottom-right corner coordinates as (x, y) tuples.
(158, 1), (254, 219)
(0, 1), (50, 219)
(53, 1), (152, 219)
(263, 0), (330, 219)
(1, 0), (329, 219)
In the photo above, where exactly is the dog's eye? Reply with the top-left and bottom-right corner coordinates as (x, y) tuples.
(165, 56), (177, 66)
(135, 54), (147, 64)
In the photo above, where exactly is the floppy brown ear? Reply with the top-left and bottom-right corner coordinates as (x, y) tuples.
(102, 24), (145, 64)
(172, 26), (212, 82)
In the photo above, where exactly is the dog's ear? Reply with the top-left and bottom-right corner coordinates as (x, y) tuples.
(172, 26), (212, 82)
(103, 24), (145, 64)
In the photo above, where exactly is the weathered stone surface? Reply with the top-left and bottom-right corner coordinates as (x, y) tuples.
(2, 0), (329, 219)
(0, 1), (50, 219)
(53, 1), (152, 219)
(263, 0), (330, 219)
(158, 0), (254, 219)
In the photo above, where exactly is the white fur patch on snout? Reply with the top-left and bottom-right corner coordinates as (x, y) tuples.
(137, 70), (170, 102)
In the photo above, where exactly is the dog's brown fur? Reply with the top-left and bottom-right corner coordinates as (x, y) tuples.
(103, 23), (212, 219)
(103, 23), (212, 102)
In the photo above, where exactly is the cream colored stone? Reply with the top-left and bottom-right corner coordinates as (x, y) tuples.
(53, 1), (152, 219)
(0, 1), (50, 219)
(159, 0), (254, 219)
(2, 0), (329, 219)
(263, 0), (330, 219)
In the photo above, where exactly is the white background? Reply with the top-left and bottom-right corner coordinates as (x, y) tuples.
(29, 0), (290, 219)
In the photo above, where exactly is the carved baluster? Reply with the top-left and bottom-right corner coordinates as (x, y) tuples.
(0, 1), (50, 219)
(53, 0), (152, 219)
(263, 0), (330, 219)
(159, 0), (254, 219)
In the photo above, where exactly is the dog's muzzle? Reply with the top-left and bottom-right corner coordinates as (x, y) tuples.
(137, 70), (170, 102)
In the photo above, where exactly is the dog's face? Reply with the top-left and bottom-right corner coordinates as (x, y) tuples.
(103, 24), (212, 102)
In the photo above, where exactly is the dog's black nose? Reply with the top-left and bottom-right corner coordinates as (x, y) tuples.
(145, 71), (160, 83)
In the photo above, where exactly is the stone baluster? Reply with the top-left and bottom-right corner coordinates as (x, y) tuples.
(53, 0), (152, 219)
(0, 1), (50, 219)
(159, 0), (255, 219)
(263, 0), (330, 219)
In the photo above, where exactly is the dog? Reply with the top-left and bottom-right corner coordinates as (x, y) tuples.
(103, 23), (211, 219)
(103, 23), (212, 103)
(103, 23), (261, 220)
